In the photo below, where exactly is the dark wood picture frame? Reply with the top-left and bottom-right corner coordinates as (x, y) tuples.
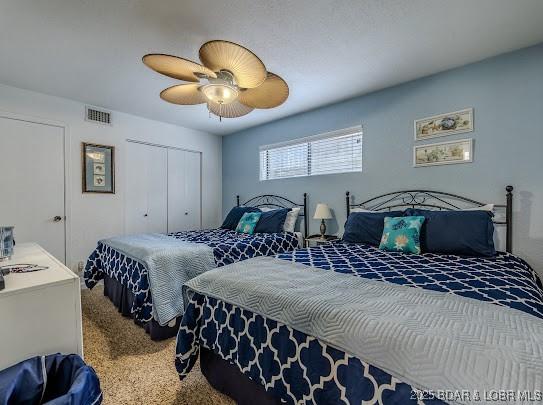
(82, 142), (115, 194)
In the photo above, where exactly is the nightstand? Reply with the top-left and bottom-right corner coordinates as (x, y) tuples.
(304, 234), (339, 247)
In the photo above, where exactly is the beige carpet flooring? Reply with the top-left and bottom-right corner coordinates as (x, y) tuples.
(82, 286), (234, 405)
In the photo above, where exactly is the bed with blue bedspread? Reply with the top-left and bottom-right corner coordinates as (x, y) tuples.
(175, 242), (543, 405)
(84, 229), (300, 326)
(175, 187), (543, 404)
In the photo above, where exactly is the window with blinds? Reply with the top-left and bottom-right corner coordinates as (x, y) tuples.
(259, 126), (363, 181)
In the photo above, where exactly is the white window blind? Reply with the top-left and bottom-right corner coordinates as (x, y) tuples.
(259, 126), (362, 181)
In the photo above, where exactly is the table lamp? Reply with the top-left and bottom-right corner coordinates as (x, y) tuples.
(314, 203), (332, 239)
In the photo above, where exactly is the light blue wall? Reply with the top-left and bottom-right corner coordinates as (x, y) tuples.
(223, 44), (543, 275)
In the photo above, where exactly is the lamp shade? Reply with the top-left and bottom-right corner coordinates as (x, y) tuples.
(314, 203), (332, 220)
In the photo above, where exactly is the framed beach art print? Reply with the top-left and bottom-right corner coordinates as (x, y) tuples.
(82, 142), (115, 193)
(414, 139), (473, 168)
(414, 108), (473, 141)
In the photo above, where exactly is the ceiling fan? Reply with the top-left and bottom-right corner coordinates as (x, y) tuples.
(143, 40), (289, 120)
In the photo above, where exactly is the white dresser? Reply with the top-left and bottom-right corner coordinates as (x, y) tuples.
(0, 243), (83, 370)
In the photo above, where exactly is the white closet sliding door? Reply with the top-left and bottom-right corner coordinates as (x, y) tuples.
(167, 148), (186, 233)
(167, 149), (201, 232)
(146, 146), (168, 233)
(125, 141), (201, 235)
(183, 151), (202, 230)
(125, 142), (167, 234)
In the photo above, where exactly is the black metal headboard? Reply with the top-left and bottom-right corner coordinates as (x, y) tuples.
(236, 193), (308, 237)
(346, 186), (513, 253)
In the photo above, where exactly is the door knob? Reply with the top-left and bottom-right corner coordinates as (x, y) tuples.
(53, 216), (62, 222)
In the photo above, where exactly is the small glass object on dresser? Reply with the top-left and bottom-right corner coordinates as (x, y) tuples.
(0, 226), (15, 261)
(305, 234), (339, 247)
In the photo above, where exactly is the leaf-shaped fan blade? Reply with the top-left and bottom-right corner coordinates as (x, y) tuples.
(207, 101), (254, 118)
(160, 84), (206, 105)
(143, 54), (216, 82)
(238, 72), (289, 109)
(199, 40), (266, 89)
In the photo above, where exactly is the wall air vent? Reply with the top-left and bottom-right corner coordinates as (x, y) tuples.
(85, 106), (112, 125)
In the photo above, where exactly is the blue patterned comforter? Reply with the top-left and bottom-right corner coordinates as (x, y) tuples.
(84, 229), (300, 324)
(175, 242), (543, 404)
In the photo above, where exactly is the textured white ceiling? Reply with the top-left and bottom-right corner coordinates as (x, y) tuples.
(1, 0), (542, 135)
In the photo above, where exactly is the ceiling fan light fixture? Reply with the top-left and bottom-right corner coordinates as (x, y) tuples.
(200, 70), (239, 105)
(200, 82), (239, 105)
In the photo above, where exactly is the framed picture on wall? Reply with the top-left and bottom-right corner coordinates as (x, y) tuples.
(82, 142), (115, 193)
(413, 139), (473, 167)
(414, 108), (473, 141)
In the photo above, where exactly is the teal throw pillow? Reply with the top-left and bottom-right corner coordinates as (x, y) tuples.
(379, 216), (425, 254)
(235, 212), (262, 234)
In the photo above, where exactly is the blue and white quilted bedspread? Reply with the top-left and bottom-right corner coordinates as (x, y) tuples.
(175, 242), (543, 405)
(84, 228), (300, 324)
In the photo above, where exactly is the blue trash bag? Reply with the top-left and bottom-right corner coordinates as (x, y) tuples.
(0, 354), (102, 405)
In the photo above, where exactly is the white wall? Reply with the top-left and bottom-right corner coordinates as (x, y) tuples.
(0, 83), (222, 271)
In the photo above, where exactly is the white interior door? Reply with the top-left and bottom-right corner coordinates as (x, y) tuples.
(125, 142), (167, 235)
(0, 117), (65, 262)
(167, 149), (201, 232)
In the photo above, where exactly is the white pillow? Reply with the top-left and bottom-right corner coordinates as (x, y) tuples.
(461, 204), (494, 212)
(283, 207), (301, 233)
(350, 207), (373, 213)
(260, 207), (274, 212)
